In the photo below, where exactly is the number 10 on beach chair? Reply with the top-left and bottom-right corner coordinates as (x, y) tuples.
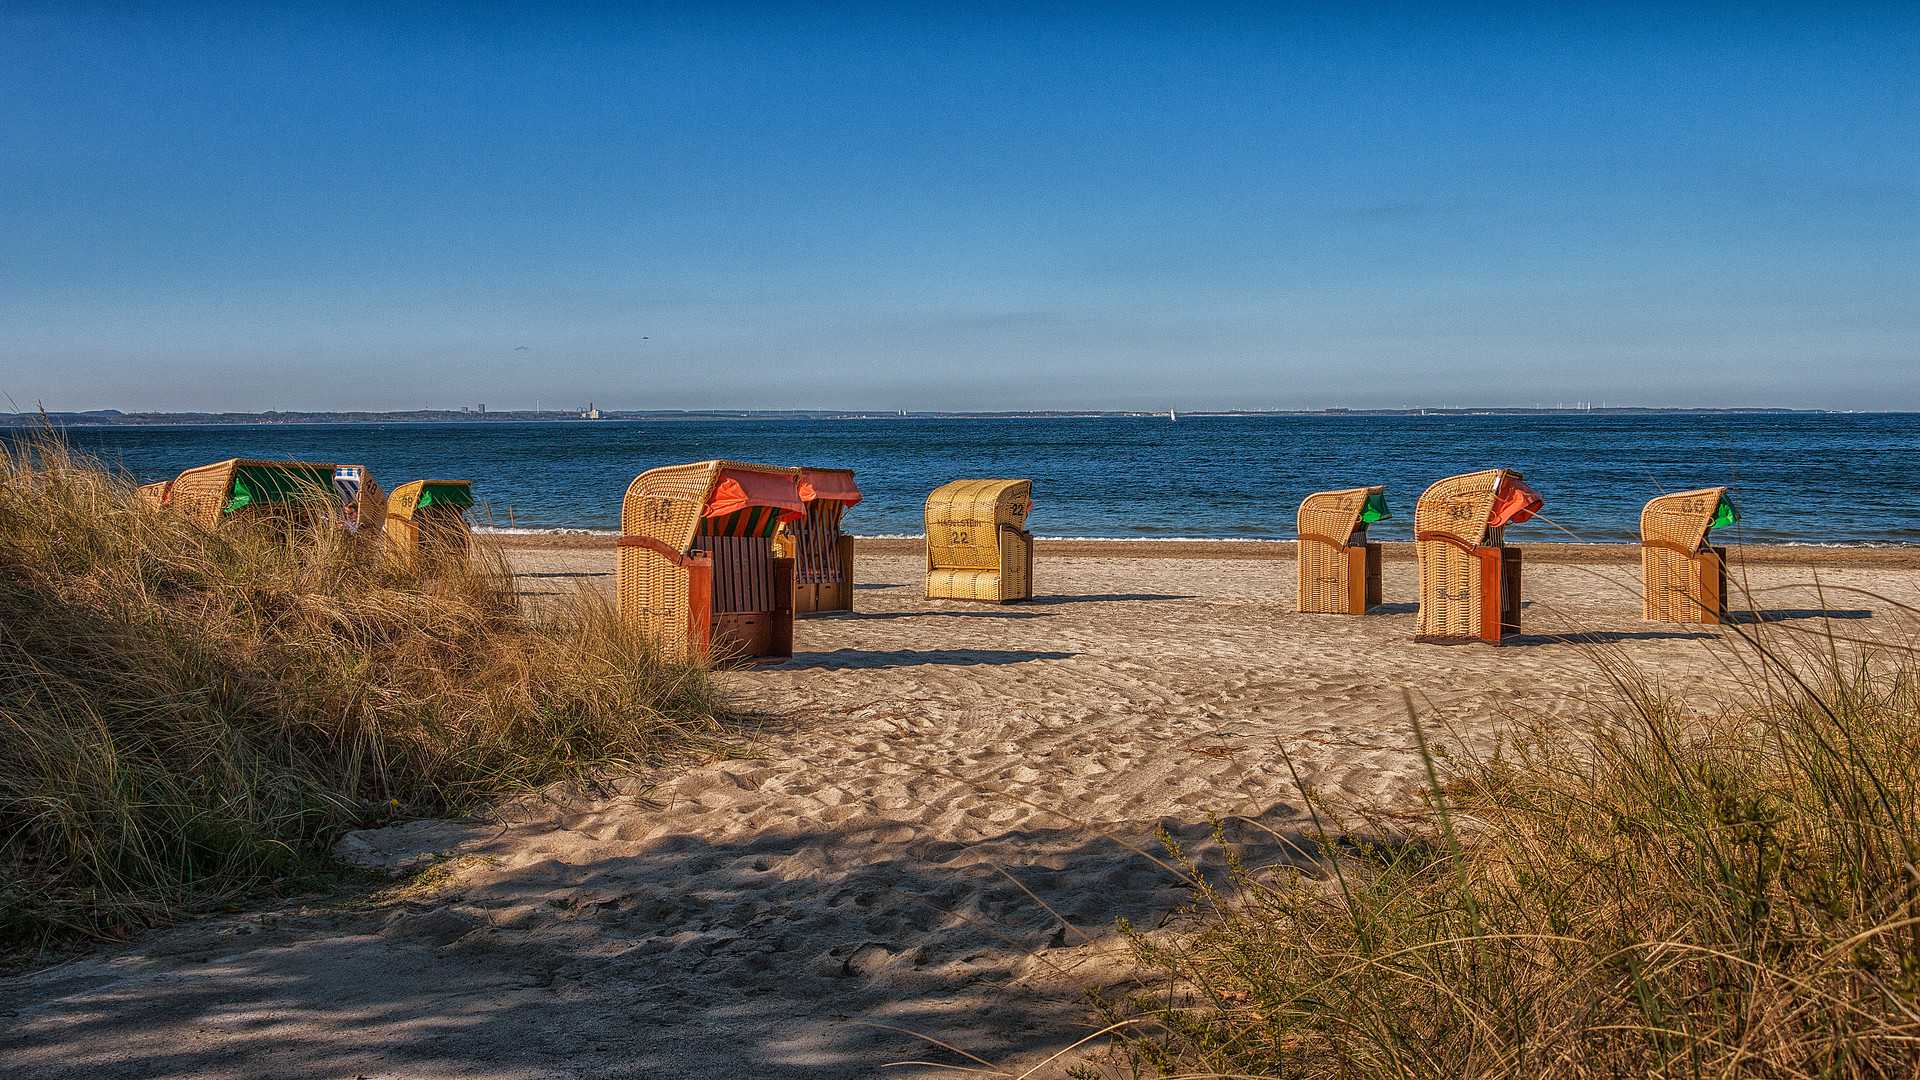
(619, 461), (803, 663)
(1414, 469), (1544, 643)
(1642, 487), (1737, 624)
(1297, 486), (1389, 614)
(924, 479), (1034, 603)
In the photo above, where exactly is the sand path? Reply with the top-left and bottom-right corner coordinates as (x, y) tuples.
(4, 548), (1916, 1079)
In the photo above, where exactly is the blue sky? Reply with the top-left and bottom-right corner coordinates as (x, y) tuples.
(2, 3), (1914, 413)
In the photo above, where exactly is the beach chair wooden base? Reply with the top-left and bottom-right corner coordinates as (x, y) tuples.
(1644, 543), (1728, 624)
(794, 536), (855, 616)
(1415, 546), (1522, 643)
(926, 527), (1032, 603)
(1301, 542), (1383, 614)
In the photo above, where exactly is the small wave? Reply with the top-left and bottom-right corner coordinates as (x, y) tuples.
(473, 526), (619, 536)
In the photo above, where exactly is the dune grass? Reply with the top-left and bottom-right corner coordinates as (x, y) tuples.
(0, 434), (730, 944)
(1091, 619), (1920, 1077)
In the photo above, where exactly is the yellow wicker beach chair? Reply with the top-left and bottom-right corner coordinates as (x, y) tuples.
(1297, 486), (1389, 614)
(1414, 469), (1543, 643)
(1641, 487), (1736, 623)
(925, 479), (1034, 603)
(149, 458), (341, 530)
(618, 460), (803, 663)
(776, 468), (862, 615)
(385, 480), (475, 566)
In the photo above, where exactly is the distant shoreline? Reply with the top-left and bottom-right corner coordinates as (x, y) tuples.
(8, 407), (1894, 427)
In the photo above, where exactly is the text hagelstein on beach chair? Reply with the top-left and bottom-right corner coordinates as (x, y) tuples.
(385, 479), (476, 567)
(924, 479), (1034, 603)
(137, 458), (348, 531)
(1297, 486), (1390, 614)
(1641, 487), (1738, 624)
(1414, 469), (1544, 644)
(775, 469), (862, 616)
(618, 460), (803, 663)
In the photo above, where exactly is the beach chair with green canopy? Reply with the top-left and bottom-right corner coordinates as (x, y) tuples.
(1642, 487), (1737, 623)
(145, 459), (341, 530)
(1297, 486), (1389, 614)
(386, 479), (476, 565)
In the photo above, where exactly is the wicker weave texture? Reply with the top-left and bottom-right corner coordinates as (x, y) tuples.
(161, 459), (340, 530)
(1414, 470), (1520, 639)
(1642, 487), (1729, 623)
(384, 479), (473, 563)
(617, 460), (801, 658)
(925, 480), (1033, 602)
(1297, 486), (1383, 614)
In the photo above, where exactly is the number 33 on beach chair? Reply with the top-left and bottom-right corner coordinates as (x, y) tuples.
(1414, 469), (1545, 644)
(618, 461), (803, 664)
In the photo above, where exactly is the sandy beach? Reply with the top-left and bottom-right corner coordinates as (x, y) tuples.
(5, 539), (1917, 1079)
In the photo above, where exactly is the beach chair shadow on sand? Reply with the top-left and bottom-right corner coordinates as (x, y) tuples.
(1021, 593), (1194, 605)
(777, 648), (1077, 670)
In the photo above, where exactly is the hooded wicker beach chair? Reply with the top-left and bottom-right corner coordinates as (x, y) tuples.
(332, 465), (387, 538)
(385, 480), (475, 565)
(618, 460), (803, 663)
(143, 458), (341, 530)
(1642, 487), (1737, 624)
(1414, 469), (1544, 643)
(776, 469), (863, 615)
(1297, 486), (1390, 614)
(925, 479), (1034, 603)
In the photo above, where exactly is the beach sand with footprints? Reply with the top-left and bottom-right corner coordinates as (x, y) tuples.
(5, 539), (1917, 1079)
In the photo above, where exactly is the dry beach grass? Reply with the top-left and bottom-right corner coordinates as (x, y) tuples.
(0, 436), (729, 944)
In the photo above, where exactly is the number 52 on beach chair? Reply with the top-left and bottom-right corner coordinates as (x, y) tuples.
(618, 461), (803, 663)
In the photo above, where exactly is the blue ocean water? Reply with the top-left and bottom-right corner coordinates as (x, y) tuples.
(36, 414), (1920, 545)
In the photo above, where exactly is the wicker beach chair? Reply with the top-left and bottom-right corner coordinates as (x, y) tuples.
(925, 479), (1034, 603)
(618, 460), (803, 663)
(385, 480), (476, 566)
(1414, 469), (1543, 643)
(148, 459), (341, 530)
(1297, 486), (1389, 614)
(776, 468), (862, 615)
(332, 465), (387, 538)
(1641, 487), (1736, 623)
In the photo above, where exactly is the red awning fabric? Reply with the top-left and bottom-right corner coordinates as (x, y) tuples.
(799, 470), (862, 506)
(1488, 478), (1545, 527)
(705, 469), (807, 520)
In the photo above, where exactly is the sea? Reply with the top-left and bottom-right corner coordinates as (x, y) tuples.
(34, 413), (1920, 546)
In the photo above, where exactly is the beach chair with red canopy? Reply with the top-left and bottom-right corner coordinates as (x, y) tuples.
(776, 468), (863, 615)
(618, 460), (804, 662)
(1413, 469), (1544, 643)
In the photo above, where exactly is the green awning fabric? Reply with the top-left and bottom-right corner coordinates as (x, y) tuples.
(225, 464), (337, 513)
(1361, 491), (1392, 523)
(1711, 495), (1739, 530)
(416, 483), (474, 510)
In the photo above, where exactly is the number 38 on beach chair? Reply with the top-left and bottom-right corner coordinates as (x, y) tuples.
(1414, 469), (1544, 644)
(774, 469), (863, 615)
(385, 480), (476, 566)
(924, 479), (1034, 603)
(618, 461), (803, 663)
(1641, 487), (1737, 624)
(1296, 486), (1390, 614)
(136, 459), (363, 532)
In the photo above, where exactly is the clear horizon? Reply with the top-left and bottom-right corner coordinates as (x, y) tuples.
(4, 4), (1915, 414)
